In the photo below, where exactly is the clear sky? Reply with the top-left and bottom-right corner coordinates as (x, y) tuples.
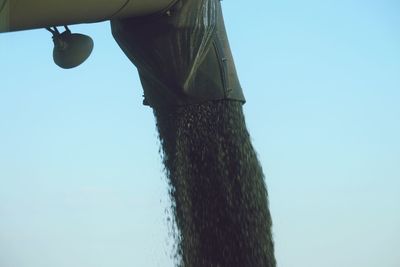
(1, 1), (399, 266)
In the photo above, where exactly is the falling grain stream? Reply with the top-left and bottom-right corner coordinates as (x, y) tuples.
(154, 100), (276, 267)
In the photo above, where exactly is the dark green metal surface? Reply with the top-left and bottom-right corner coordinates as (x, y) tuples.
(111, 0), (245, 108)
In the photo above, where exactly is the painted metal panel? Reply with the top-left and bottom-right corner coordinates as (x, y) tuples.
(0, 0), (10, 32)
(0, 0), (176, 33)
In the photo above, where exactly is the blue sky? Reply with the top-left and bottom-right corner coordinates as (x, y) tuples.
(1, 1), (399, 266)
